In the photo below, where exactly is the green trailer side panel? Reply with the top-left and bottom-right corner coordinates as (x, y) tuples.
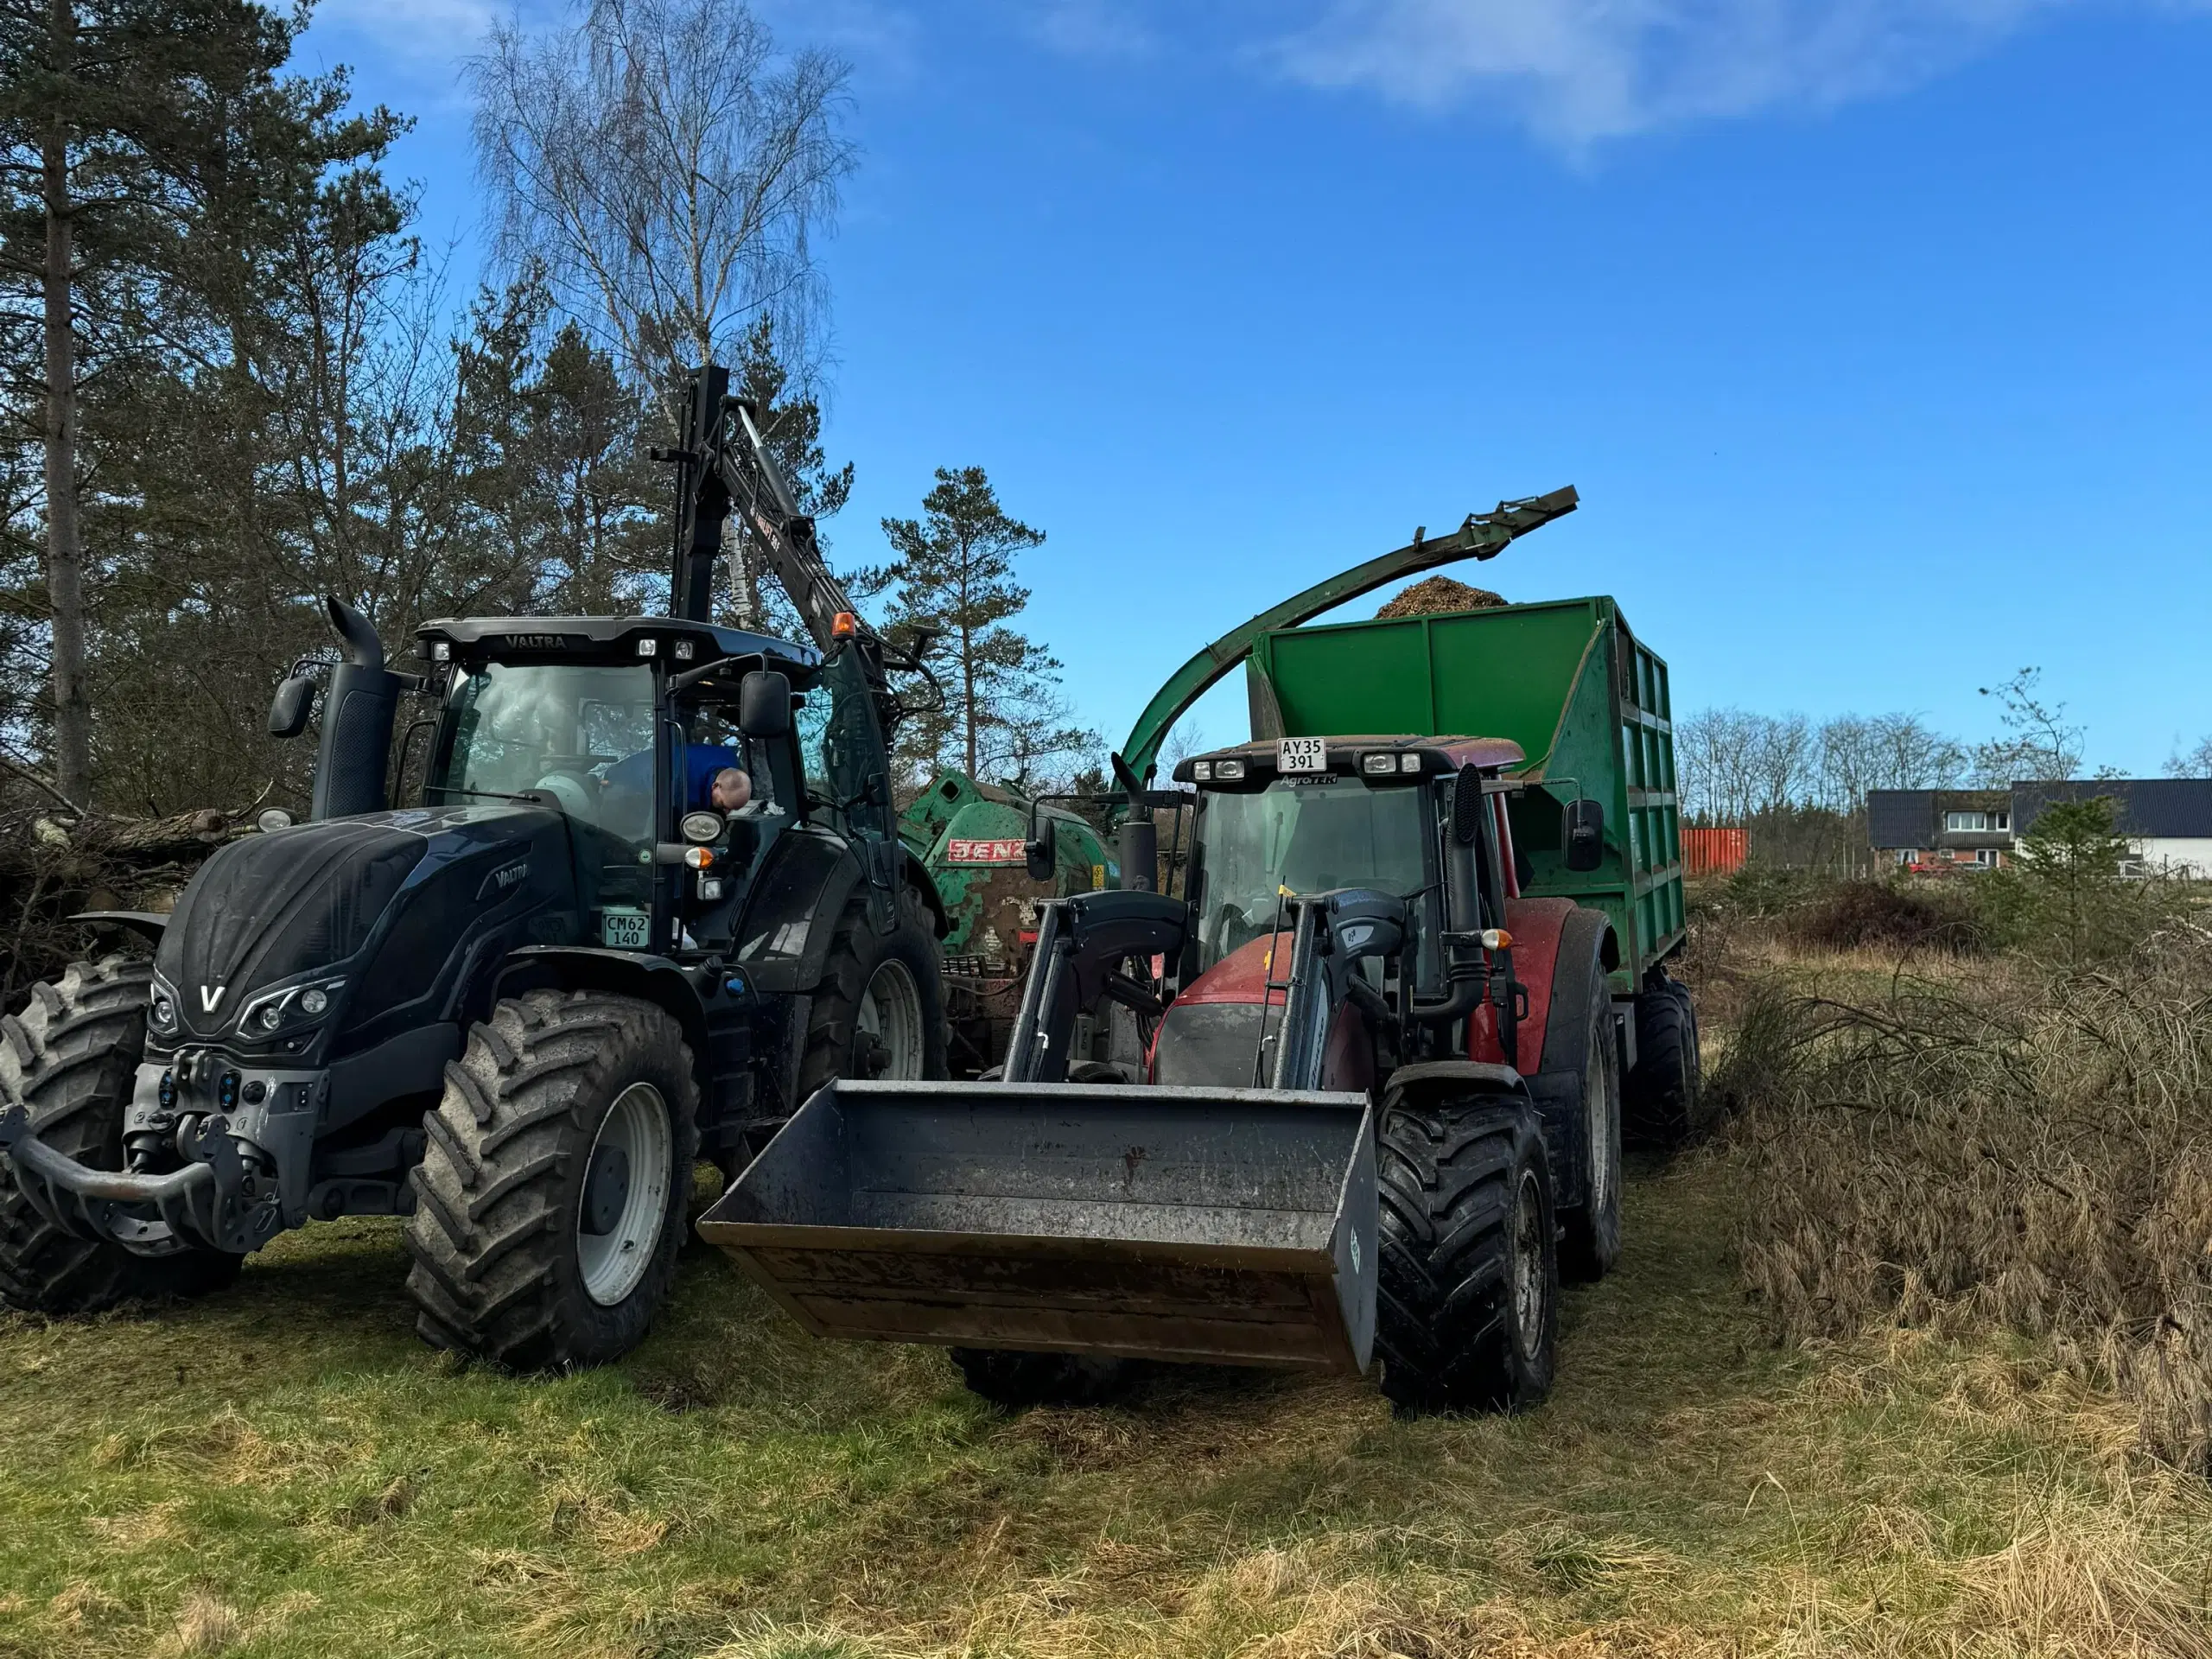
(1255, 600), (1602, 763)
(1249, 596), (1682, 988)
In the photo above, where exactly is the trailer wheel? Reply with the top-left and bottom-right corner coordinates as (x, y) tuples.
(0, 957), (242, 1313)
(950, 1346), (1124, 1408)
(1624, 976), (1701, 1146)
(796, 884), (948, 1104)
(1558, 987), (1623, 1282)
(405, 988), (697, 1372)
(1376, 1097), (1558, 1414)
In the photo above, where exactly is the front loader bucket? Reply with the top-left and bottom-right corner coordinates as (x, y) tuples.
(698, 1081), (1376, 1373)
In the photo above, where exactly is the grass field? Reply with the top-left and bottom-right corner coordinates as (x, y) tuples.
(8, 1133), (2212, 1659)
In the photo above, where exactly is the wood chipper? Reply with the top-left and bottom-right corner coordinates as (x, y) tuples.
(896, 772), (1116, 1077)
(700, 490), (1703, 1413)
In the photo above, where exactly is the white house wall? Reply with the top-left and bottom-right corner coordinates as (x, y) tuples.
(2134, 838), (2212, 879)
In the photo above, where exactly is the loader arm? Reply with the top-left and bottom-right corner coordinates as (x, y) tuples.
(1115, 487), (1579, 785)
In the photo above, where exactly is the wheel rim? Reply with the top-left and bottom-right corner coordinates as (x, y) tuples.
(855, 957), (925, 1079)
(1587, 1013), (1618, 1221)
(577, 1082), (672, 1307)
(1511, 1168), (1547, 1353)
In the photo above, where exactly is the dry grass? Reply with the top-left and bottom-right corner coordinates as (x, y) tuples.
(1717, 914), (2212, 1476)
(8, 918), (2212, 1656)
(8, 1151), (2212, 1658)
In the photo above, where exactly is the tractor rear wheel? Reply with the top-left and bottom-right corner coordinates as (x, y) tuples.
(1558, 986), (1624, 1282)
(794, 883), (948, 1107)
(1624, 976), (1701, 1146)
(405, 989), (698, 1372)
(0, 957), (239, 1313)
(1376, 1096), (1558, 1414)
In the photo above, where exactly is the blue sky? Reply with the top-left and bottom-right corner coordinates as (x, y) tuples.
(297, 0), (2212, 774)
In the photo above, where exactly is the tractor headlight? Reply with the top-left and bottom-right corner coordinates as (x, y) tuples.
(149, 989), (178, 1034)
(237, 978), (345, 1039)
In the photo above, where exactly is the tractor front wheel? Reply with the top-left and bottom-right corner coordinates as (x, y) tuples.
(0, 957), (239, 1313)
(1376, 1096), (1558, 1415)
(1558, 984), (1624, 1282)
(405, 989), (698, 1372)
(795, 884), (949, 1105)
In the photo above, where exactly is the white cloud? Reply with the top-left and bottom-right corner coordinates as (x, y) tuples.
(1268, 0), (2093, 142)
(1023, 0), (1159, 58)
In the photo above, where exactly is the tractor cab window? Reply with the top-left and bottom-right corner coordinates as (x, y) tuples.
(1191, 777), (1432, 971)
(428, 661), (660, 931)
(793, 648), (893, 846)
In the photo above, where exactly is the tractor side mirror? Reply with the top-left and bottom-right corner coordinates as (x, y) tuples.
(268, 675), (315, 739)
(1025, 817), (1058, 883)
(1564, 798), (1606, 872)
(739, 670), (791, 739)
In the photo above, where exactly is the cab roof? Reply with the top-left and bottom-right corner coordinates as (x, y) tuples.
(1173, 734), (1526, 786)
(417, 614), (818, 670)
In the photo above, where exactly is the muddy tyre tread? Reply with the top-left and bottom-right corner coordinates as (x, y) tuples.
(0, 956), (238, 1313)
(787, 883), (948, 1126)
(1625, 977), (1700, 1146)
(1376, 1097), (1557, 1415)
(1558, 991), (1624, 1284)
(404, 988), (696, 1372)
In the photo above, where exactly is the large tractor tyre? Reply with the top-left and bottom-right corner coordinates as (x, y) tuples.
(405, 989), (699, 1372)
(0, 957), (239, 1313)
(950, 1346), (1125, 1408)
(1557, 988), (1624, 1284)
(794, 883), (949, 1103)
(1376, 1097), (1559, 1415)
(1624, 976), (1701, 1147)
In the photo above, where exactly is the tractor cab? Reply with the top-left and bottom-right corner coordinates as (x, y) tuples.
(407, 613), (854, 961)
(1150, 735), (1525, 1090)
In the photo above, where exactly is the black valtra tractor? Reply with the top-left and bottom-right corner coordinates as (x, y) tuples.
(0, 365), (948, 1370)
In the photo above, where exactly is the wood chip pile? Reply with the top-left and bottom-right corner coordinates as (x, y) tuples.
(1375, 576), (1506, 619)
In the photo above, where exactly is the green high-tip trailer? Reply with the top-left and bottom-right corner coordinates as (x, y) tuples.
(1244, 593), (1688, 1004)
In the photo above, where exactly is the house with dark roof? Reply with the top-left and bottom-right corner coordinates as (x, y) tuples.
(1868, 779), (2212, 877)
(1864, 788), (2015, 870)
(2012, 779), (2212, 878)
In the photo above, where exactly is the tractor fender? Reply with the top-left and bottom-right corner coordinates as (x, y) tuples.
(1469, 896), (1580, 1071)
(903, 849), (949, 938)
(1504, 902), (1620, 1215)
(491, 946), (712, 1103)
(70, 910), (171, 945)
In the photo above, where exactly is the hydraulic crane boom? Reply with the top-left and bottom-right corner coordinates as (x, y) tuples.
(658, 362), (875, 671)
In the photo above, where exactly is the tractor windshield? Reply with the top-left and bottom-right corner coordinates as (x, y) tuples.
(428, 664), (658, 823)
(1190, 777), (1431, 970)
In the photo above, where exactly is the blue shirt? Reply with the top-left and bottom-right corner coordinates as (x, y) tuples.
(604, 745), (740, 809)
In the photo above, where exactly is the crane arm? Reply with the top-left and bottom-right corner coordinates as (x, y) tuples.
(1114, 486), (1579, 786)
(661, 362), (870, 661)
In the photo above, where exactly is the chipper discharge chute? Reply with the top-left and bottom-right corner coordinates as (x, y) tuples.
(698, 891), (1378, 1373)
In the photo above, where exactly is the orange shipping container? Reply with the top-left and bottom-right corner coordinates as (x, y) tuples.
(1682, 826), (1748, 877)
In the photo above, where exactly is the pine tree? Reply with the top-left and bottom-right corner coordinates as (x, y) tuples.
(873, 467), (1093, 790)
(0, 0), (399, 804)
